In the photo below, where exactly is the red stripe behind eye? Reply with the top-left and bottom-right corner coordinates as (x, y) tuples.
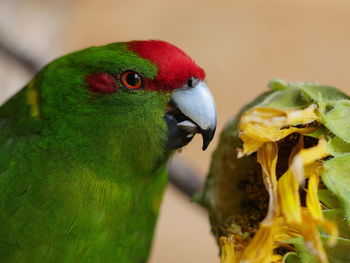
(86, 73), (117, 94)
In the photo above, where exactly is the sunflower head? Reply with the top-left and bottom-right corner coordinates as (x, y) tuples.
(199, 80), (350, 263)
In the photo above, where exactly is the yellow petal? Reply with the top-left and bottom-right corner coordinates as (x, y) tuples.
(293, 138), (328, 167)
(303, 162), (323, 179)
(220, 237), (238, 263)
(291, 138), (329, 184)
(257, 142), (279, 222)
(239, 123), (316, 155)
(238, 105), (320, 156)
(306, 173), (323, 220)
(278, 170), (302, 223)
(305, 172), (338, 245)
(240, 224), (277, 263)
(286, 104), (319, 126)
(240, 104), (319, 128)
(318, 220), (338, 247)
(273, 217), (300, 243)
(299, 210), (328, 263)
(238, 134), (265, 157)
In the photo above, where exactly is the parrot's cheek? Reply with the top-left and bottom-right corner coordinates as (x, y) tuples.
(164, 80), (217, 151)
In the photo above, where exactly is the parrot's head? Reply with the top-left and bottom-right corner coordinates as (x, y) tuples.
(35, 40), (216, 154)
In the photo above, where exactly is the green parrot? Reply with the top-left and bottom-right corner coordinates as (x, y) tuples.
(0, 40), (217, 263)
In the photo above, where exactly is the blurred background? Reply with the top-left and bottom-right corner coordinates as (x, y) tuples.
(1, 0), (350, 262)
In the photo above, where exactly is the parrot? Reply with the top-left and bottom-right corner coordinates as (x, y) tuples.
(0, 40), (217, 263)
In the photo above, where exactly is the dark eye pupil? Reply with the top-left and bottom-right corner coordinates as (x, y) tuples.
(126, 73), (140, 86)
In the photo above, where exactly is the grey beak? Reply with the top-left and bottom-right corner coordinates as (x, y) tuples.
(170, 81), (217, 150)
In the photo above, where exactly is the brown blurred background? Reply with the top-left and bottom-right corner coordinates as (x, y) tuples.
(1, 0), (350, 262)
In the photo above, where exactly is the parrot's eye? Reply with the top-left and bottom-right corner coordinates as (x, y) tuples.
(120, 71), (143, 91)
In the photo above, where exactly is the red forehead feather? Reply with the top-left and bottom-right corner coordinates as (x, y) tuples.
(127, 40), (205, 91)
